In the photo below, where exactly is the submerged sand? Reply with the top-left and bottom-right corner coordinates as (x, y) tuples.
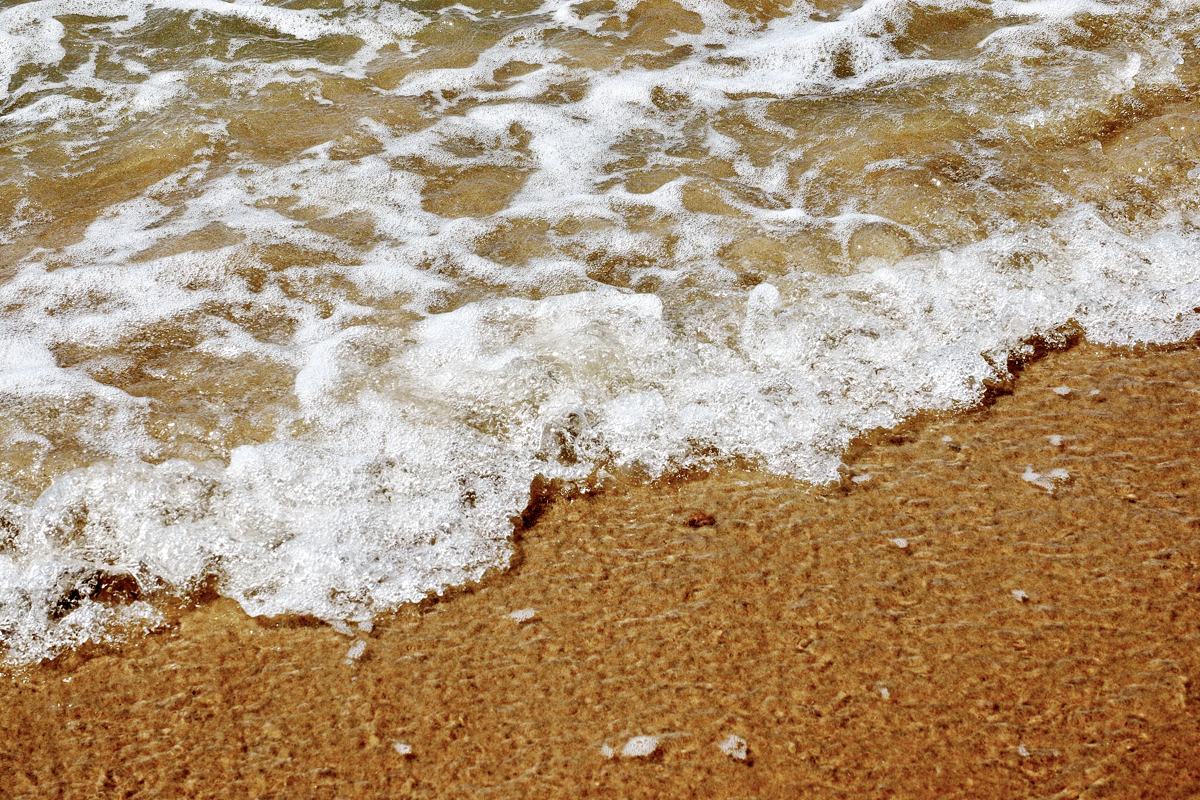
(3, 341), (1200, 798)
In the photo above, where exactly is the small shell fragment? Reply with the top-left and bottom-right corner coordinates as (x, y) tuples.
(1022, 466), (1069, 491)
(718, 734), (749, 760)
(621, 735), (660, 758)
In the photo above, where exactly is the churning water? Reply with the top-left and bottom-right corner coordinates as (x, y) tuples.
(1, 0), (1199, 663)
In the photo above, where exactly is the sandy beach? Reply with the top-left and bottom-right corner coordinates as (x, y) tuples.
(3, 340), (1200, 799)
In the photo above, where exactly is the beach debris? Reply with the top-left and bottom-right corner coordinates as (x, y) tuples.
(1089, 389), (1101, 395)
(1018, 744), (1030, 757)
(851, 473), (872, 483)
(1012, 589), (1029, 603)
(1048, 435), (1063, 446)
(1052, 385), (1072, 396)
(718, 734), (749, 761)
(393, 742), (413, 757)
(687, 511), (717, 528)
(508, 608), (537, 623)
(620, 735), (660, 758)
(879, 687), (890, 699)
(600, 737), (663, 760)
(890, 537), (909, 549)
(1022, 465), (1069, 491)
(345, 640), (367, 661)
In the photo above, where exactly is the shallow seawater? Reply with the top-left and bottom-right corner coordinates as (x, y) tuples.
(1, 0), (1199, 664)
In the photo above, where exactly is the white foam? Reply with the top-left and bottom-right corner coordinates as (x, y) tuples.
(0, 0), (426, 133)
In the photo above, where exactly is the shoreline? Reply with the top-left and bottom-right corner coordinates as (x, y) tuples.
(4, 340), (1200, 798)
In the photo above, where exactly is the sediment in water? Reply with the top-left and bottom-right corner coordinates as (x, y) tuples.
(4, 340), (1199, 798)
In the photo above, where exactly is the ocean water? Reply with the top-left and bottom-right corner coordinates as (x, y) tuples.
(1, 0), (1199, 664)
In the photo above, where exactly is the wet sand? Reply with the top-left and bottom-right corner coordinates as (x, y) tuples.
(3, 340), (1200, 799)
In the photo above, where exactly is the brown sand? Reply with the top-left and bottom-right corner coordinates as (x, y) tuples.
(3, 341), (1200, 799)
